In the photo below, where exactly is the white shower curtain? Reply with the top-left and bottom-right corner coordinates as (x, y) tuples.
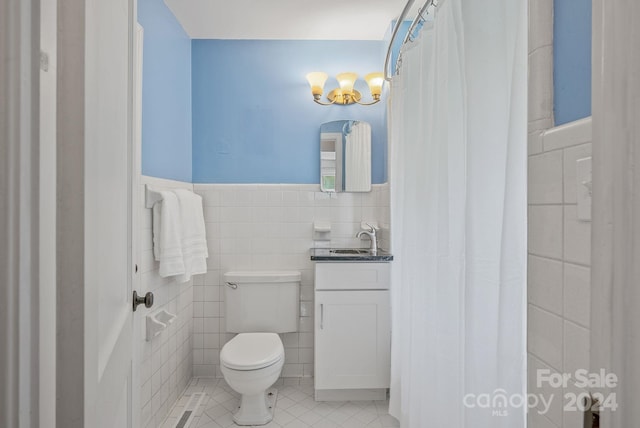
(388, 0), (527, 427)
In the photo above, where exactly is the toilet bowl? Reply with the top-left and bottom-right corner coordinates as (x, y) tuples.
(220, 332), (285, 425)
(220, 270), (300, 426)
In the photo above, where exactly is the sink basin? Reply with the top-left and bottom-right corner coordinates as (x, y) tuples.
(329, 249), (370, 254)
(310, 248), (393, 261)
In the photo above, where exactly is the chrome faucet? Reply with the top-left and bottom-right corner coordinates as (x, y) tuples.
(356, 223), (378, 253)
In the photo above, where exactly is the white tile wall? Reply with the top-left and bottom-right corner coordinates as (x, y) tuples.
(528, 150), (564, 204)
(529, 305), (564, 370)
(137, 176), (194, 428)
(191, 183), (390, 379)
(528, 356), (564, 426)
(527, 120), (593, 428)
(527, 0), (554, 158)
(528, 3), (593, 426)
(529, 409), (561, 428)
(562, 143), (592, 204)
(528, 255), (563, 315)
(542, 118), (592, 152)
(528, 0), (554, 50)
(528, 205), (564, 258)
(562, 264), (591, 328)
(563, 205), (591, 265)
(562, 321), (590, 376)
(528, 46), (555, 122)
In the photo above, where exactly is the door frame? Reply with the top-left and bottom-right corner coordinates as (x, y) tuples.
(40, 0), (58, 425)
(591, 0), (640, 425)
(0, 0), (42, 426)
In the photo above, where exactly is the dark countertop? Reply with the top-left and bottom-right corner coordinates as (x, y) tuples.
(310, 248), (394, 262)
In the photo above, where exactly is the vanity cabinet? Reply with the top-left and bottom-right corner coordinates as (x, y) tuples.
(314, 262), (391, 400)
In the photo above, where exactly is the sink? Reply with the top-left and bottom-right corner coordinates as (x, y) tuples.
(310, 248), (393, 261)
(329, 249), (370, 254)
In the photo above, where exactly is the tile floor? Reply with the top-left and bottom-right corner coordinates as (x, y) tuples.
(162, 378), (400, 428)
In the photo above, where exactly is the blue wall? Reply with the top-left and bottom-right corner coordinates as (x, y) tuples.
(554, 0), (592, 125)
(139, 0), (192, 182)
(191, 40), (387, 184)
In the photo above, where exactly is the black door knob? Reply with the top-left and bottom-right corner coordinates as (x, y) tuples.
(132, 291), (154, 311)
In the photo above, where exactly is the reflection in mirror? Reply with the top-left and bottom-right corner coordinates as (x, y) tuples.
(320, 120), (372, 193)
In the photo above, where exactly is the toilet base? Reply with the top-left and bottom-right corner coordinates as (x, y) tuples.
(232, 388), (278, 426)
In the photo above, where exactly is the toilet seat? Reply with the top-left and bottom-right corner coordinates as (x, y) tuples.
(220, 332), (284, 371)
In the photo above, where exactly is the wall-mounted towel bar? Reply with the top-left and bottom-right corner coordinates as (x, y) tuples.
(145, 184), (164, 208)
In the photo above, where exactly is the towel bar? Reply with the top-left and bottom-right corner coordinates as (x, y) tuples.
(145, 184), (164, 208)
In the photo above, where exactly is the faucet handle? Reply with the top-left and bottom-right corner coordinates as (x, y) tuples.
(360, 223), (379, 253)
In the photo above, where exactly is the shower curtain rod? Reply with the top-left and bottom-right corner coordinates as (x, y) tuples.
(384, 0), (437, 81)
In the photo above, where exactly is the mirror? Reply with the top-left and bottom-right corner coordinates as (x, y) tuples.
(320, 120), (372, 193)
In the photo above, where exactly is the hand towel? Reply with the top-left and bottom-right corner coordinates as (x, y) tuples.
(173, 189), (209, 283)
(152, 190), (186, 277)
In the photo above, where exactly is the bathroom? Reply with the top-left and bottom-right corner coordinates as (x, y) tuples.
(135, 0), (395, 424)
(3, 0), (640, 427)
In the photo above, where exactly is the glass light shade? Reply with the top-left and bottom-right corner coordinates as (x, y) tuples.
(336, 72), (358, 95)
(365, 72), (384, 97)
(306, 72), (328, 96)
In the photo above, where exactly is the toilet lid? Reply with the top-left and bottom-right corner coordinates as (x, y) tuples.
(220, 332), (284, 371)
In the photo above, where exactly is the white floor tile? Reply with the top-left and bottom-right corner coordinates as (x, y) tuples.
(161, 378), (398, 428)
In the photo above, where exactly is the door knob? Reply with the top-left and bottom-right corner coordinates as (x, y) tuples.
(133, 291), (154, 311)
(583, 395), (600, 428)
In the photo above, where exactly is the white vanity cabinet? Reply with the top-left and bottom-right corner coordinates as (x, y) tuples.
(314, 262), (391, 401)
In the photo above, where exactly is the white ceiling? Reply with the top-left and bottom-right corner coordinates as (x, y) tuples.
(164, 0), (419, 40)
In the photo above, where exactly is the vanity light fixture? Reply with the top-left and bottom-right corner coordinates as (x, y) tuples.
(306, 71), (384, 106)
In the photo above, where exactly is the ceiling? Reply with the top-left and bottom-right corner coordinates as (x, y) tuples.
(164, 0), (420, 40)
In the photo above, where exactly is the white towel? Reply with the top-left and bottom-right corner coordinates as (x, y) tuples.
(173, 189), (209, 283)
(152, 190), (186, 278)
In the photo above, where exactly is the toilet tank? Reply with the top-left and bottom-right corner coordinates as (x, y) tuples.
(223, 271), (300, 333)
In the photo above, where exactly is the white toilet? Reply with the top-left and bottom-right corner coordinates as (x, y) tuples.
(220, 271), (300, 426)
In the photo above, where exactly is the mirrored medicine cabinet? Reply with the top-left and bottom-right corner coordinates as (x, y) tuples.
(319, 120), (372, 193)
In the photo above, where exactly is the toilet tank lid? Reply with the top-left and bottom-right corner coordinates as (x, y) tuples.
(223, 271), (301, 283)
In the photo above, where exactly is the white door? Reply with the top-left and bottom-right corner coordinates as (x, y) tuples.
(315, 290), (391, 390)
(84, 0), (135, 426)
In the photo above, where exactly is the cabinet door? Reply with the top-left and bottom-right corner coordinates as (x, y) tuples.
(315, 290), (390, 390)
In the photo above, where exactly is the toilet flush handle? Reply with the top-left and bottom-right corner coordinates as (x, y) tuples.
(226, 282), (238, 289)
